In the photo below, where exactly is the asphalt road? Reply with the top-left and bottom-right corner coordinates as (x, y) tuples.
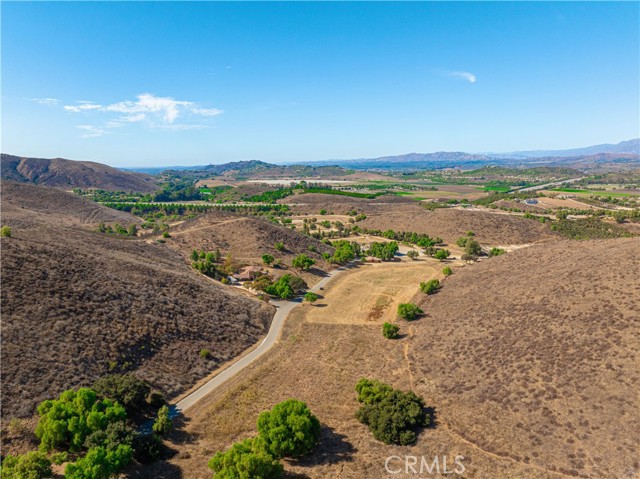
(171, 263), (355, 416)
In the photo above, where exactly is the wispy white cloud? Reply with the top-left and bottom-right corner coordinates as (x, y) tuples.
(31, 97), (60, 106)
(64, 103), (103, 112)
(190, 107), (223, 117)
(61, 93), (222, 137)
(446, 70), (477, 83)
(76, 125), (107, 138)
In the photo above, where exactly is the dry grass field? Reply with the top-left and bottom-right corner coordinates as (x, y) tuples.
(132, 237), (638, 479)
(359, 205), (557, 245)
(0, 184), (275, 426)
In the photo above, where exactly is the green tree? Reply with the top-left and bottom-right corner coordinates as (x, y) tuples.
(455, 236), (467, 247)
(406, 250), (419, 260)
(1, 226), (12, 238)
(303, 292), (318, 304)
(35, 388), (127, 453)
(92, 374), (152, 419)
(382, 323), (399, 339)
(488, 247), (506, 257)
(292, 254), (315, 271)
(419, 279), (440, 295)
(261, 254), (274, 266)
(0, 451), (52, 479)
(200, 349), (211, 359)
(465, 239), (482, 256)
(191, 249), (200, 262)
(442, 266), (453, 276)
(64, 445), (132, 479)
(556, 210), (569, 220)
(433, 249), (450, 261)
(162, 231), (171, 239)
(397, 303), (423, 321)
(319, 209), (327, 215)
(274, 242), (284, 251)
(208, 438), (283, 479)
(256, 399), (321, 459)
(355, 379), (428, 446)
(152, 406), (172, 435)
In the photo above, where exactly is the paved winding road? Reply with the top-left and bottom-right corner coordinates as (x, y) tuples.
(171, 263), (355, 416)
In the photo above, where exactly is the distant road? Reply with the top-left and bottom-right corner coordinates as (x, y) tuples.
(516, 177), (585, 193)
(171, 263), (354, 415)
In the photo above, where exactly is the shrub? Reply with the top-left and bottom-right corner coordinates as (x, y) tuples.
(152, 406), (172, 435)
(220, 277), (230, 285)
(407, 250), (419, 260)
(442, 266), (453, 276)
(433, 249), (450, 261)
(292, 254), (315, 271)
(1, 226), (12, 238)
(208, 438), (283, 479)
(319, 209), (327, 215)
(397, 303), (423, 321)
(64, 444), (132, 479)
(162, 231), (171, 239)
(92, 374), (151, 418)
(274, 242), (285, 251)
(0, 451), (52, 479)
(256, 399), (321, 459)
(455, 236), (468, 247)
(420, 279), (440, 295)
(355, 379), (428, 446)
(303, 292), (318, 304)
(262, 254), (275, 266)
(199, 349), (211, 359)
(488, 247), (506, 257)
(464, 239), (482, 256)
(382, 322), (399, 339)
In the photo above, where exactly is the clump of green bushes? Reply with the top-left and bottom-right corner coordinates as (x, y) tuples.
(397, 303), (423, 321)
(382, 322), (400, 339)
(355, 378), (429, 445)
(209, 399), (320, 478)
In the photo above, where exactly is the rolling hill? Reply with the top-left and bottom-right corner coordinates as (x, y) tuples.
(1, 154), (158, 192)
(0, 182), (274, 420)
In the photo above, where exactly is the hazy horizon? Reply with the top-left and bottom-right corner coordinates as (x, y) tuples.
(2, 2), (639, 167)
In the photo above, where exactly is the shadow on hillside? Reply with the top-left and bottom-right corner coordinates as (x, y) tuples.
(425, 406), (438, 429)
(307, 266), (329, 277)
(293, 425), (356, 468)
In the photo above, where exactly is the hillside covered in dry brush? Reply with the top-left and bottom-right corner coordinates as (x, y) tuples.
(0, 182), (274, 419)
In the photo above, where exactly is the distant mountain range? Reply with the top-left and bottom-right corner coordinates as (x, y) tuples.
(310, 139), (640, 169)
(491, 138), (640, 159)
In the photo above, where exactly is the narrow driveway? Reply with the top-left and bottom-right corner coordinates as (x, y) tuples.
(172, 263), (355, 415)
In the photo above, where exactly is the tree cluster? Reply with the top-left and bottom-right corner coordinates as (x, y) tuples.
(209, 399), (320, 478)
(367, 242), (399, 261)
(355, 379), (429, 445)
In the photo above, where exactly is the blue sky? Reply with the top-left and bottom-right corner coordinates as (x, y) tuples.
(2, 1), (639, 167)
